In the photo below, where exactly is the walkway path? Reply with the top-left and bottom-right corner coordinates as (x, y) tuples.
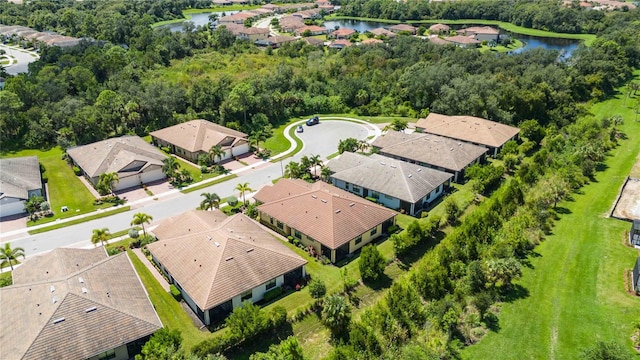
(131, 248), (170, 292)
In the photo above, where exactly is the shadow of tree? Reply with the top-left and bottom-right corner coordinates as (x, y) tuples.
(223, 323), (294, 360)
(554, 206), (572, 215)
(362, 272), (393, 291)
(502, 283), (530, 303)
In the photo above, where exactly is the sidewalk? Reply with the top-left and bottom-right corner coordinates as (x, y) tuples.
(131, 248), (170, 292)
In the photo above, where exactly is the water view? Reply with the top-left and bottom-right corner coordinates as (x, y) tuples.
(162, 11), (239, 32)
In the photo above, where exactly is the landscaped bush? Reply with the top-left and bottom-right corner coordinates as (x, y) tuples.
(359, 244), (386, 282)
(270, 305), (288, 328)
(308, 278), (327, 299)
(387, 224), (400, 234)
(263, 286), (283, 302)
(365, 196), (377, 203)
(72, 166), (82, 176)
(169, 284), (182, 301)
(227, 196), (238, 206)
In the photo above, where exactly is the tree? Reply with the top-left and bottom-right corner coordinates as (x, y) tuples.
(226, 301), (269, 341)
(131, 212), (153, 238)
(483, 257), (522, 290)
(322, 294), (352, 339)
(359, 244), (386, 282)
(383, 118), (408, 132)
(137, 328), (182, 360)
(25, 195), (44, 220)
(321, 166), (332, 183)
(0, 243), (25, 271)
(200, 192), (221, 211)
(235, 182), (254, 206)
(444, 198), (462, 225)
(98, 172), (119, 195)
(209, 144), (225, 165)
(309, 154), (322, 177)
(581, 341), (632, 360)
(285, 161), (304, 179)
(162, 156), (181, 182)
(338, 138), (359, 154)
(250, 336), (304, 360)
(308, 278), (327, 299)
(91, 228), (111, 247)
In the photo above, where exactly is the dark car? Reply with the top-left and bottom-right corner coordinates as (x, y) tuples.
(306, 116), (319, 126)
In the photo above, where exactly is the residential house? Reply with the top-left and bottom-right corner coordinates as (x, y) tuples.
(292, 9), (322, 19)
(633, 255), (640, 293)
(371, 131), (488, 182)
(415, 113), (521, 157)
(331, 28), (356, 39)
(0, 248), (162, 360)
(255, 179), (397, 263)
(428, 36), (452, 46)
(0, 156), (43, 217)
(630, 220), (640, 248)
(329, 39), (353, 49)
(389, 24), (417, 35)
(67, 136), (166, 191)
(147, 210), (307, 325)
(279, 15), (306, 32)
(319, 4), (335, 13)
(460, 26), (500, 42)
(225, 24), (270, 41)
(303, 37), (326, 47)
(368, 28), (396, 38)
(295, 25), (330, 36)
(327, 152), (452, 216)
(150, 119), (250, 163)
(361, 38), (384, 45)
(255, 35), (299, 48)
(445, 35), (480, 48)
(429, 23), (450, 33)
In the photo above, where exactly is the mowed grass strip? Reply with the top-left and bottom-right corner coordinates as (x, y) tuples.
(28, 206), (131, 235)
(1, 147), (114, 226)
(463, 75), (640, 359)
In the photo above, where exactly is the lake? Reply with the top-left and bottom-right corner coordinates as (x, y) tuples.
(161, 11), (239, 32)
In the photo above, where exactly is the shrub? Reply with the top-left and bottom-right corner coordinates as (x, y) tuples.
(359, 244), (386, 282)
(387, 224), (400, 234)
(72, 166), (82, 176)
(365, 196), (377, 202)
(287, 236), (294, 243)
(263, 286), (283, 302)
(226, 301), (269, 340)
(444, 198), (462, 225)
(170, 285), (182, 301)
(270, 305), (288, 328)
(308, 278), (327, 299)
(200, 165), (209, 174)
(227, 196), (238, 206)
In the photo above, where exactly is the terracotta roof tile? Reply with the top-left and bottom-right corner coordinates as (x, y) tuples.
(150, 119), (247, 153)
(415, 113), (520, 148)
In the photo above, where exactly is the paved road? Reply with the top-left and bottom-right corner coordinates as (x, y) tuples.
(6, 120), (372, 257)
(0, 44), (38, 75)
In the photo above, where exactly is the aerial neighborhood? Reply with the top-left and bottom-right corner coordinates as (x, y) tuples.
(1, 0), (640, 359)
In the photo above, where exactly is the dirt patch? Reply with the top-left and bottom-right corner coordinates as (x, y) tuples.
(612, 178), (640, 221)
(631, 154), (640, 180)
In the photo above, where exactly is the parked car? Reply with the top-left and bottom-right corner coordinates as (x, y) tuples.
(296, 125), (304, 133)
(306, 116), (319, 126)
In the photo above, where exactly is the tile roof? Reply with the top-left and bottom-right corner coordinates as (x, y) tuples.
(66, 135), (166, 178)
(389, 24), (417, 32)
(361, 38), (384, 45)
(327, 153), (452, 203)
(0, 156), (42, 200)
(147, 211), (306, 311)
(151, 209), (230, 240)
(332, 28), (356, 37)
(257, 179), (397, 249)
(150, 119), (248, 153)
(429, 23), (450, 32)
(1, 250), (162, 360)
(462, 26), (500, 35)
(369, 28), (396, 37)
(12, 247), (108, 285)
(254, 178), (315, 204)
(415, 113), (520, 148)
(371, 131), (488, 172)
(330, 39), (353, 48)
(445, 35), (481, 45)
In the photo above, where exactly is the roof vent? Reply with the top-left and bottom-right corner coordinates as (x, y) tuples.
(311, 195), (317, 199)
(78, 277), (84, 283)
(408, 174), (412, 178)
(321, 199), (327, 203)
(52, 296), (58, 304)
(417, 168), (422, 172)
(85, 307), (97, 313)
(82, 287), (88, 294)
(335, 210), (341, 214)
(380, 162), (386, 165)
(247, 248), (254, 253)
(207, 235), (212, 241)
(214, 241), (220, 247)
(53, 317), (65, 324)
(225, 256), (234, 261)
(50, 286), (55, 293)
(349, 203), (355, 207)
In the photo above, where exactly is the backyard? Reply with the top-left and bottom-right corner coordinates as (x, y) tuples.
(463, 73), (640, 358)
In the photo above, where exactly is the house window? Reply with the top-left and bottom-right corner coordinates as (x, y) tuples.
(265, 278), (277, 290)
(98, 349), (116, 360)
(270, 217), (274, 225)
(277, 221), (284, 230)
(294, 230), (302, 239)
(344, 182), (351, 190)
(241, 289), (252, 301)
(352, 185), (361, 193)
(370, 228), (377, 236)
(371, 191), (380, 199)
(354, 236), (362, 245)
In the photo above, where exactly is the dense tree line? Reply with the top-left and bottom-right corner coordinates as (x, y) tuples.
(337, 0), (638, 34)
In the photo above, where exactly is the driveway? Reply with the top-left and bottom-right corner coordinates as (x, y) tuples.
(2, 120), (373, 257)
(0, 44), (39, 75)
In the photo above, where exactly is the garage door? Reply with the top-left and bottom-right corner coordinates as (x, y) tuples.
(140, 167), (165, 184)
(232, 143), (250, 157)
(114, 174), (141, 191)
(0, 199), (26, 217)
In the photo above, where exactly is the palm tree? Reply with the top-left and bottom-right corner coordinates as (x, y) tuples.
(162, 156), (181, 181)
(99, 172), (119, 195)
(0, 243), (25, 271)
(91, 228), (111, 247)
(309, 154), (323, 177)
(200, 192), (221, 211)
(321, 166), (333, 183)
(209, 144), (226, 165)
(235, 182), (254, 206)
(131, 212), (153, 238)
(284, 161), (303, 179)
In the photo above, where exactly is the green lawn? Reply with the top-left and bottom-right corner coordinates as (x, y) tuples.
(479, 39), (524, 53)
(127, 250), (210, 350)
(28, 206), (131, 235)
(0, 147), (115, 226)
(263, 118), (303, 156)
(181, 174), (238, 194)
(463, 74), (640, 359)
(151, 5), (260, 28)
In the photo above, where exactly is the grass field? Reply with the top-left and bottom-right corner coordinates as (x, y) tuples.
(479, 39), (524, 53)
(0, 147), (115, 226)
(463, 73), (640, 359)
(28, 206), (131, 235)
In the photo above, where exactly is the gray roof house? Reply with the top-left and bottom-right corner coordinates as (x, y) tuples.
(326, 152), (452, 216)
(0, 247), (162, 360)
(67, 136), (167, 192)
(0, 156), (43, 218)
(147, 210), (307, 325)
(371, 131), (488, 183)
